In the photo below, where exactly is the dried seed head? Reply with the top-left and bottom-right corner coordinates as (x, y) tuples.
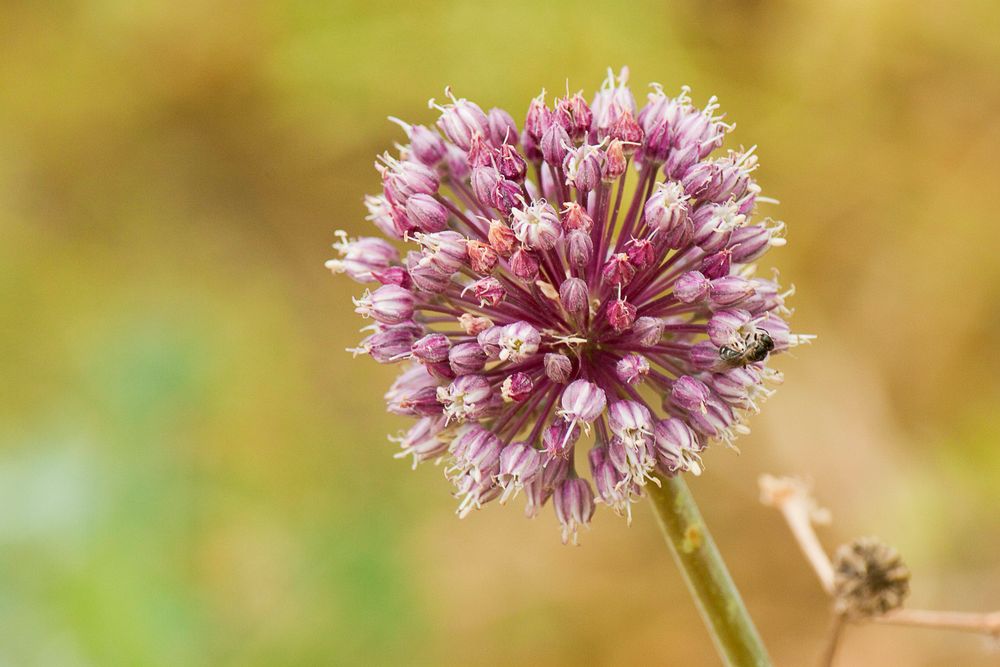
(833, 537), (911, 620)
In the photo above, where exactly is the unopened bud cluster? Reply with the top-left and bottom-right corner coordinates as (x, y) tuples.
(328, 67), (809, 543)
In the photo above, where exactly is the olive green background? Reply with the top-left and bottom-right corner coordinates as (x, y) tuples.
(2, 1), (998, 665)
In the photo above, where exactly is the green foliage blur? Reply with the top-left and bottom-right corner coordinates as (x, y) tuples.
(1, 1), (998, 665)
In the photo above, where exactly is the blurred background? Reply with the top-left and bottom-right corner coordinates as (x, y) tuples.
(2, 1), (999, 665)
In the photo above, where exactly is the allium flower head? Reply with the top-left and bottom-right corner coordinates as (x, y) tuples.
(328, 67), (811, 543)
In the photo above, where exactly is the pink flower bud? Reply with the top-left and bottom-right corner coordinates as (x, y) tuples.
(563, 143), (603, 193)
(353, 284), (415, 324)
(366, 324), (418, 363)
(371, 266), (411, 289)
(673, 271), (710, 303)
(411, 333), (451, 363)
(607, 298), (637, 333)
(498, 321), (541, 362)
(602, 139), (627, 181)
(671, 375), (712, 413)
(628, 316), (665, 347)
(487, 107), (519, 145)
(709, 276), (755, 307)
(602, 253), (637, 287)
(510, 248), (540, 279)
(501, 372), (533, 403)
(544, 353), (572, 384)
(565, 229), (593, 268)
(540, 123), (571, 166)
(469, 276), (505, 307)
(560, 202), (594, 232)
(700, 249), (732, 280)
(496, 142), (527, 182)
(559, 277), (589, 318)
(558, 380), (607, 423)
(470, 166), (502, 208)
(448, 341), (488, 375)
(553, 478), (595, 544)
(653, 418), (704, 475)
(624, 238), (655, 269)
(476, 325), (503, 358)
(615, 353), (649, 385)
(511, 201), (562, 251)
(404, 194), (448, 233)
(434, 92), (489, 151)
(555, 92), (593, 141)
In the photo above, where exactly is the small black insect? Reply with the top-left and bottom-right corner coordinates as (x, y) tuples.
(719, 330), (774, 367)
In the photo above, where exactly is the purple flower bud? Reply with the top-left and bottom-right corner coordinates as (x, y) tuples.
(451, 426), (503, 482)
(608, 109), (644, 149)
(603, 139), (627, 181)
(628, 316), (665, 347)
(501, 372), (533, 403)
(671, 375), (712, 413)
(470, 166), (502, 208)
(689, 340), (723, 371)
(707, 309), (753, 347)
(408, 124), (447, 165)
(558, 380), (607, 423)
(615, 353), (650, 385)
(365, 324), (418, 363)
(608, 400), (654, 448)
(476, 325), (503, 359)
(653, 418), (705, 475)
(443, 143), (471, 180)
(700, 250), (732, 280)
(540, 123), (571, 166)
(364, 194), (401, 239)
(687, 394), (740, 442)
(602, 253), (637, 287)
(404, 194), (448, 233)
(406, 252), (452, 293)
(607, 298), (637, 333)
(563, 143), (603, 193)
(544, 353), (573, 384)
(524, 91), (552, 146)
(644, 181), (690, 237)
(511, 202), (562, 251)
(492, 178), (522, 215)
(411, 332), (451, 363)
(709, 276), (756, 307)
(448, 341), (487, 375)
(624, 238), (655, 270)
(353, 284), (415, 324)
(415, 231), (467, 276)
(437, 374), (493, 423)
(559, 277), (589, 318)
(553, 477), (595, 545)
(497, 441), (540, 503)
(498, 321), (541, 362)
(487, 107), (519, 145)
(466, 133), (495, 169)
(566, 229), (593, 269)
(728, 222), (786, 263)
(692, 201), (746, 253)
(469, 276), (505, 307)
(589, 446), (636, 520)
(326, 232), (399, 283)
(674, 270), (710, 303)
(371, 266), (411, 289)
(378, 156), (439, 202)
(496, 142), (527, 182)
(555, 92), (593, 141)
(433, 91), (489, 151)
(592, 67), (636, 139)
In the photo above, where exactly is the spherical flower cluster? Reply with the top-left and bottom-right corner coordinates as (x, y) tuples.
(328, 67), (811, 544)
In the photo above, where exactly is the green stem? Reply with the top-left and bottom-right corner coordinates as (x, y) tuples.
(647, 474), (773, 667)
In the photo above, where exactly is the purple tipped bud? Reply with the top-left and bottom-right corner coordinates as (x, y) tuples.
(469, 276), (505, 307)
(434, 93), (489, 151)
(404, 194), (448, 233)
(700, 250), (732, 280)
(544, 353), (573, 384)
(498, 321), (541, 362)
(511, 201), (562, 251)
(476, 325), (503, 359)
(524, 91), (552, 145)
(540, 123), (571, 166)
(496, 142), (527, 182)
(487, 107), (518, 145)
(501, 372), (533, 403)
(615, 353), (650, 385)
(566, 230), (594, 269)
(602, 253), (637, 287)
(554, 478), (595, 545)
(671, 375), (712, 413)
(558, 380), (607, 423)
(624, 238), (655, 269)
(607, 298), (637, 333)
(448, 341), (488, 375)
(674, 271), (710, 303)
(563, 143), (603, 193)
(411, 333), (451, 363)
(709, 276), (756, 307)
(353, 284), (415, 324)
(443, 143), (471, 180)
(629, 316), (665, 347)
(559, 277), (589, 318)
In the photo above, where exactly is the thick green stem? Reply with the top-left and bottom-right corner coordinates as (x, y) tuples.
(648, 475), (773, 667)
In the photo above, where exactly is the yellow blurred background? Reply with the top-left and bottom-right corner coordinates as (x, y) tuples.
(2, 1), (998, 665)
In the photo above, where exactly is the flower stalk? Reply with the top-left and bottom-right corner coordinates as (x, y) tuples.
(648, 474), (773, 667)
